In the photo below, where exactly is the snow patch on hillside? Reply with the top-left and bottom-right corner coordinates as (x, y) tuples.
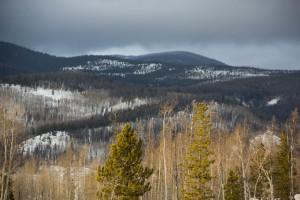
(133, 63), (162, 75)
(63, 59), (134, 72)
(64, 59), (163, 75)
(0, 83), (155, 127)
(185, 66), (268, 80)
(267, 97), (280, 106)
(0, 84), (74, 100)
(112, 98), (149, 111)
(22, 131), (70, 155)
(30, 87), (73, 100)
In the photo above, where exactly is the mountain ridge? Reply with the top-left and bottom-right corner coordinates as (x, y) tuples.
(126, 51), (227, 66)
(0, 41), (228, 75)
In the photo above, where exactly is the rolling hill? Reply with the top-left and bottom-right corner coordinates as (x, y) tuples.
(1, 41), (300, 122)
(125, 51), (227, 66)
(0, 41), (281, 86)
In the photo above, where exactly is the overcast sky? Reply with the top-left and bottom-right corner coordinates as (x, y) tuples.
(0, 0), (300, 69)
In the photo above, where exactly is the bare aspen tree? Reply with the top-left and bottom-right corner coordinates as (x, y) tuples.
(160, 103), (174, 200)
(288, 109), (298, 199)
(250, 142), (274, 200)
(216, 124), (226, 200)
(233, 123), (250, 200)
(0, 100), (24, 200)
(172, 117), (179, 200)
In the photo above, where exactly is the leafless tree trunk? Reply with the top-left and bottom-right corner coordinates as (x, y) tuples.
(162, 112), (168, 200)
(234, 124), (250, 200)
(160, 103), (174, 200)
(0, 102), (23, 200)
(289, 109), (298, 200)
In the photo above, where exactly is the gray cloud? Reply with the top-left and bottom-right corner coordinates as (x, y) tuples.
(0, 0), (300, 69)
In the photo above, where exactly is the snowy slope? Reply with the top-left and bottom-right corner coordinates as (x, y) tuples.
(133, 63), (162, 75)
(185, 66), (268, 80)
(62, 58), (271, 83)
(267, 97), (280, 106)
(63, 59), (134, 72)
(22, 131), (70, 155)
(0, 84), (155, 127)
(1, 84), (75, 100)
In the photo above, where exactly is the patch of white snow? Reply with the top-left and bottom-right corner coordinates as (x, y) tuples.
(267, 97), (280, 106)
(22, 131), (70, 155)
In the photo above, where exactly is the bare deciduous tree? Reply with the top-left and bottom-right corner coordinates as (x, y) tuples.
(0, 99), (24, 200)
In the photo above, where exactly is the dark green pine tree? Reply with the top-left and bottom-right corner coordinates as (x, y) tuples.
(96, 124), (153, 200)
(224, 170), (243, 200)
(182, 102), (214, 200)
(273, 131), (290, 200)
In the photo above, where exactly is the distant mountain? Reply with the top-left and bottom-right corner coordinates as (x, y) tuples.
(127, 51), (227, 66)
(0, 41), (106, 75)
(1, 41), (299, 122)
(0, 41), (290, 87)
(0, 42), (228, 76)
(0, 41), (63, 75)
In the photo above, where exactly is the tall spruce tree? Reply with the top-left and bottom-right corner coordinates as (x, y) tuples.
(182, 102), (214, 200)
(96, 124), (153, 200)
(224, 170), (243, 200)
(273, 131), (290, 200)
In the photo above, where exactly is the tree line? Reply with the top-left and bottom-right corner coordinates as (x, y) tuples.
(0, 101), (299, 199)
(96, 103), (299, 200)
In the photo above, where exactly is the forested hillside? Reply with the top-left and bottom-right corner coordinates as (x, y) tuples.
(0, 42), (299, 200)
(1, 99), (299, 200)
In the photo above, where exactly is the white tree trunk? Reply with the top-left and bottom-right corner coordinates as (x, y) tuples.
(162, 113), (168, 200)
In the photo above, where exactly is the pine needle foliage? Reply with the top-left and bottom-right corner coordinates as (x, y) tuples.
(273, 131), (291, 200)
(182, 102), (214, 200)
(96, 123), (153, 200)
(224, 170), (243, 200)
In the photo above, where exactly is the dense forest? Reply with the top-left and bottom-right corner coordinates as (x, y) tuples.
(0, 98), (299, 200)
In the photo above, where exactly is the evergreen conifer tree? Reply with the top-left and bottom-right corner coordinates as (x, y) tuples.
(224, 170), (243, 200)
(182, 102), (214, 200)
(273, 131), (290, 200)
(96, 124), (153, 200)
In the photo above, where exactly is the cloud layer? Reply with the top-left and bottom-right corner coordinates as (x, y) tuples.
(1, 0), (300, 69)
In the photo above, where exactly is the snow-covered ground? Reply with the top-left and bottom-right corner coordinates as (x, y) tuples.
(61, 58), (272, 83)
(63, 59), (134, 72)
(1, 84), (75, 100)
(111, 98), (149, 111)
(0, 84), (155, 126)
(64, 59), (164, 76)
(133, 63), (162, 75)
(185, 66), (268, 80)
(22, 131), (70, 155)
(267, 97), (280, 106)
